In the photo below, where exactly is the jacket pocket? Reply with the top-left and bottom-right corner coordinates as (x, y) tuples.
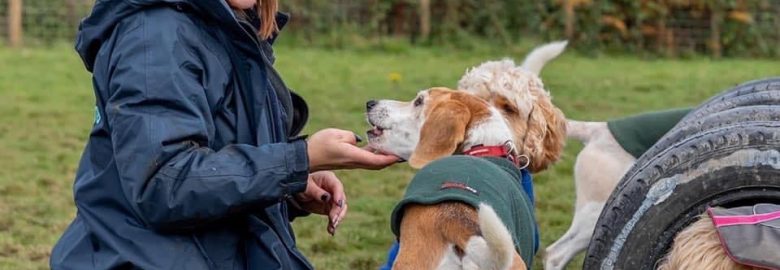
(245, 217), (293, 270)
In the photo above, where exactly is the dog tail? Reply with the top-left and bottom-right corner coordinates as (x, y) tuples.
(566, 120), (601, 143)
(521, 40), (568, 75)
(462, 204), (518, 270)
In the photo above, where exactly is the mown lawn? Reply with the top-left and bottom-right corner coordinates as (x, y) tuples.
(0, 43), (777, 270)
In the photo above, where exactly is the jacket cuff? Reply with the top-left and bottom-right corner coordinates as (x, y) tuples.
(286, 198), (312, 221)
(283, 138), (309, 195)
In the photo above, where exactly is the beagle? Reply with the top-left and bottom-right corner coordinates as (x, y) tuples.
(366, 42), (569, 270)
(368, 87), (536, 270)
(366, 87), (519, 169)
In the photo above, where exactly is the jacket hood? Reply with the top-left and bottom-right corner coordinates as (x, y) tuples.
(75, 0), (237, 72)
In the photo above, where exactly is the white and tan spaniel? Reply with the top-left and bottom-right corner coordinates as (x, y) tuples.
(366, 42), (568, 269)
(456, 41), (568, 173)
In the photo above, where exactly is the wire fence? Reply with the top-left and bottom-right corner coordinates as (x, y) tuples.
(2, 0), (779, 57)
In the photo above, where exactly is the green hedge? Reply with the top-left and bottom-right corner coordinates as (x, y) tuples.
(4, 0), (778, 57)
(279, 0), (779, 57)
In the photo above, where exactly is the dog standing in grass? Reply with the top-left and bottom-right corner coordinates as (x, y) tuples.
(452, 42), (698, 269)
(367, 42), (569, 269)
(543, 108), (690, 269)
(456, 42), (777, 270)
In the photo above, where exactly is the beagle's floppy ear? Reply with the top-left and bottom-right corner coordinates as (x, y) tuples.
(409, 100), (471, 169)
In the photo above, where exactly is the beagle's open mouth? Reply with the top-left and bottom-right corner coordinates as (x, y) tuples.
(367, 118), (388, 137)
(367, 125), (384, 137)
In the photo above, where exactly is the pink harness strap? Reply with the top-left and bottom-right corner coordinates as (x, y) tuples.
(710, 209), (780, 227)
(707, 204), (780, 270)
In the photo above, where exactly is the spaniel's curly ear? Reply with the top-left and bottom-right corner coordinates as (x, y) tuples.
(523, 87), (567, 173)
(409, 100), (471, 169)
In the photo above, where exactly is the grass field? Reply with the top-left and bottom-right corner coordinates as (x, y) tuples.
(0, 43), (777, 270)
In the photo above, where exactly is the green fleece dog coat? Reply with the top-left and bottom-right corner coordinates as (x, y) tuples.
(607, 108), (692, 158)
(390, 156), (537, 265)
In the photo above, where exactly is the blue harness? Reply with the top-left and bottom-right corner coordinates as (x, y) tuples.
(380, 169), (537, 269)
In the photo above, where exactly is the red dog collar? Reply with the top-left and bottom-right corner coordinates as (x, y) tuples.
(463, 142), (529, 169)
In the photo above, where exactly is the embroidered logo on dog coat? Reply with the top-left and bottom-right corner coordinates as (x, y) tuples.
(440, 181), (479, 195)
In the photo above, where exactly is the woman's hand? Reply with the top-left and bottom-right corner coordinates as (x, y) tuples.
(293, 171), (347, 235)
(307, 128), (399, 172)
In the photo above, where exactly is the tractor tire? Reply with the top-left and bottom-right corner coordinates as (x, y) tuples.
(687, 77), (780, 111)
(678, 90), (780, 127)
(621, 104), (780, 188)
(623, 78), (780, 183)
(583, 118), (780, 270)
(610, 79), (780, 212)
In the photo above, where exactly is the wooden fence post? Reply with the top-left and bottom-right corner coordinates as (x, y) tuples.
(8, 0), (23, 47)
(419, 0), (430, 41)
(564, 0), (574, 40)
(709, 9), (723, 58)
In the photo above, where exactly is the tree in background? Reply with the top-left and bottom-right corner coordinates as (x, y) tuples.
(3, 0), (778, 57)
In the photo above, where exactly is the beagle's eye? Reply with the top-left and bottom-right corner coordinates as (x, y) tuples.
(413, 96), (424, 107)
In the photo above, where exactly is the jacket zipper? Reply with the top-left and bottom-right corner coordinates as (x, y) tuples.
(231, 17), (313, 269)
(236, 20), (294, 136)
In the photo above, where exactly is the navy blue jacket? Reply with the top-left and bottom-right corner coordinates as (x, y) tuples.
(50, 1), (313, 269)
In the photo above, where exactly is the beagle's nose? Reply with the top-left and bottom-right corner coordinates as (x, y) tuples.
(366, 100), (378, 111)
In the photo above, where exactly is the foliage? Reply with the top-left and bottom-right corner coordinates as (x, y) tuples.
(2, 0), (777, 57)
(2, 44), (779, 269)
(279, 0), (780, 57)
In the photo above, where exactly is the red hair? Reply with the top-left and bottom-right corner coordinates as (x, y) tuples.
(257, 0), (278, 40)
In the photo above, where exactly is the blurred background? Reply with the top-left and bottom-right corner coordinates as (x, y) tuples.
(0, 0), (778, 269)
(2, 0), (780, 56)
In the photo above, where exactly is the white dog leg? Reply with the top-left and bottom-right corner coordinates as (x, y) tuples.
(544, 202), (604, 270)
(545, 121), (636, 269)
